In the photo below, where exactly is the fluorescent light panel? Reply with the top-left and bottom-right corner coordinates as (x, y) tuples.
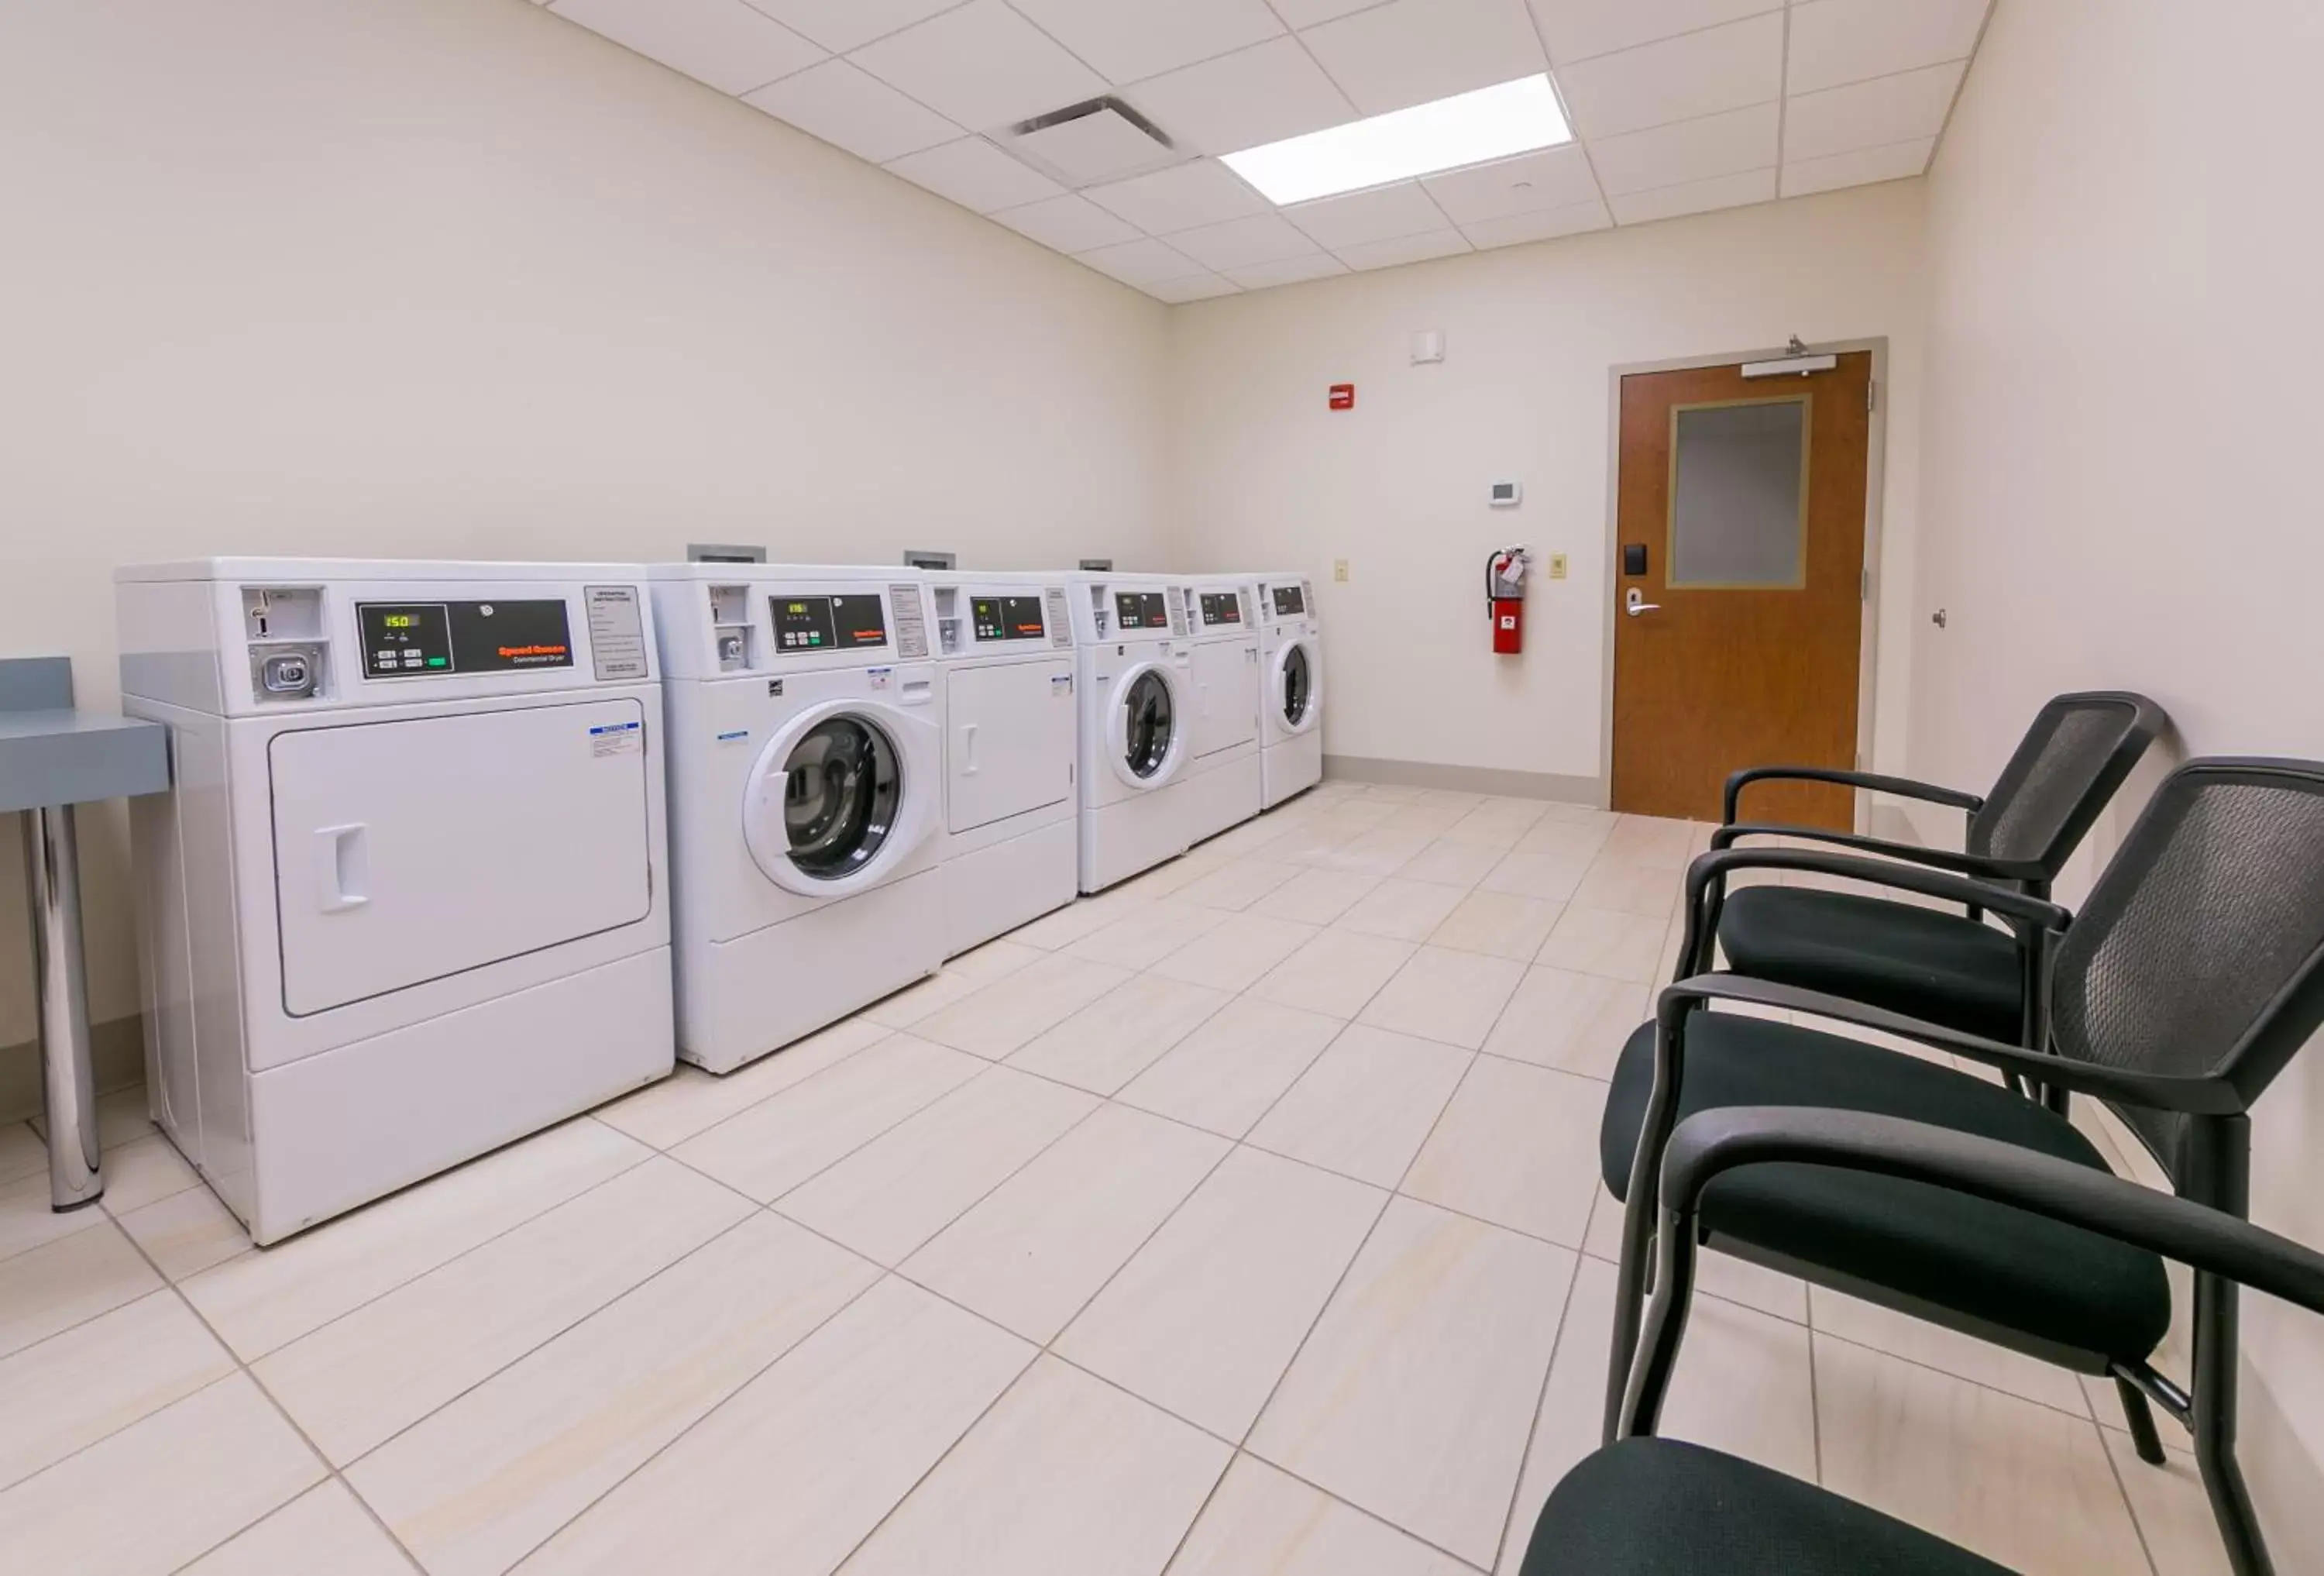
(1222, 74), (1571, 206)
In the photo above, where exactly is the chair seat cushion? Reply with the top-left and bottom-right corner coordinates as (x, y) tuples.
(1600, 1012), (2171, 1361)
(1522, 1438), (2017, 1576)
(1718, 886), (2023, 1044)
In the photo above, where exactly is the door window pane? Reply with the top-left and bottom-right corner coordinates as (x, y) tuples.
(1669, 398), (1807, 587)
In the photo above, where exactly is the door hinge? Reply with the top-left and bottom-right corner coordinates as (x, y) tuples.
(1866, 379), (1877, 414)
(1862, 569), (1871, 603)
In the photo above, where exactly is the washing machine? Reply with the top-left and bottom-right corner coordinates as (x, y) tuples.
(1175, 576), (1264, 845)
(1252, 570), (1323, 807)
(925, 571), (1079, 957)
(1067, 571), (1195, 892)
(117, 559), (673, 1244)
(651, 564), (944, 1072)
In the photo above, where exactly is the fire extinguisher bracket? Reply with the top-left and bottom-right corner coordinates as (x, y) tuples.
(1487, 545), (1531, 656)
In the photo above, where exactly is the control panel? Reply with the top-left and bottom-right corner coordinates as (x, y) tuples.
(972, 595), (1047, 642)
(701, 582), (929, 674)
(1271, 583), (1305, 617)
(1113, 591), (1172, 632)
(1198, 590), (1245, 628)
(772, 594), (887, 654)
(359, 600), (575, 680)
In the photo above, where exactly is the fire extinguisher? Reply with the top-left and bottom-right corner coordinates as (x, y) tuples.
(1487, 545), (1531, 655)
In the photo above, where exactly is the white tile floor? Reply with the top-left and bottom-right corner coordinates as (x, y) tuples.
(0, 783), (2231, 1575)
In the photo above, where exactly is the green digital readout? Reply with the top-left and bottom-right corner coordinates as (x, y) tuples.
(383, 614), (419, 628)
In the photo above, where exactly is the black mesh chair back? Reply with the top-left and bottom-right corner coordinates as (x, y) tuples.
(2051, 759), (2324, 1177)
(1965, 692), (2168, 875)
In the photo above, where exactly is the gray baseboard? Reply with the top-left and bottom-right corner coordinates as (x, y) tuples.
(0, 1014), (146, 1125)
(1323, 755), (1603, 806)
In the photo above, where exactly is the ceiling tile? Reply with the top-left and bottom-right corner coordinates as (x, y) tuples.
(1587, 101), (1776, 195)
(1298, 0), (1549, 115)
(1787, 0), (1987, 95)
(1084, 160), (1270, 233)
(989, 191), (1146, 251)
(1781, 60), (1961, 162)
(1147, 272), (1243, 302)
(1122, 37), (1358, 156)
(1550, 11), (1779, 137)
(1461, 198), (1612, 248)
(1283, 181), (1451, 248)
(1223, 253), (1352, 289)
(549, 0), (827, 97)
(1168, 213), (1325, 269)
(1334, 228), (1473, 270)
(883, 137), (1067, 211)
(1527, 0), (1777, 66)
(743, 59), (961, 163)
(738, 0), (958, 54)
(1268, 0), (1387, 25)
(1781, 136), (1932, 198)
(850, 0), (1108, 130)
(1077, 236), (1208, 285)
(1606, 165), (1772, 224)
(1420, 143), (1598, 222)
(1009, 0), (1285, 85)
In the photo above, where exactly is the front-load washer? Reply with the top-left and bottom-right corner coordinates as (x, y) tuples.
(1252, 570), (1323, 807)
(117, 559), (673, 1244)
(1067, 571), (1195, 892)
(1175, 576), (1264, 845)
(651, 564), (944, 1072)
(925, 572), (1079, 957)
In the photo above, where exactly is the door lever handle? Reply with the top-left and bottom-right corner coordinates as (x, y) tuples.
(1624, 588), (1662, 618)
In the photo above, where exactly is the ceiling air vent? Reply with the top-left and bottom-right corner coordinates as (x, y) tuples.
(1002, 96), (1179, 188)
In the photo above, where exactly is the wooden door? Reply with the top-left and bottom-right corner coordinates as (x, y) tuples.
(1611, 353), (1872, 829)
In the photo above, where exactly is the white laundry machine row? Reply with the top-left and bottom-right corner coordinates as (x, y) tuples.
(1177, 576), (1264, 845)
(118, 559), (673, 1244)
(1066, 571), (1199, 893)
(924, 571), (1079, 958)
(651, 564), (945, 1072)
(1251, 570), (1323, 807)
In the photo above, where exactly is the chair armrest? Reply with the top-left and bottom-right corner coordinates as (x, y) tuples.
(1661, 1107), (2324, 1318)
(1710, 824), (2044, 884)
(1655, 973), (2239, 1113)
(1723, 766), (1985, 826)
(1683, 847), (2069, 935)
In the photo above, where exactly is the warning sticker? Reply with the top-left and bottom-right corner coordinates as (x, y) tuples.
(590, 720), (643, 758)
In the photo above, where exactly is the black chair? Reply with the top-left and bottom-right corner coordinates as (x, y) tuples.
(1703, 692), (2165, 1055)
(1599, 758), (2324, 1576)
(1529, 1106), (2324, 1575)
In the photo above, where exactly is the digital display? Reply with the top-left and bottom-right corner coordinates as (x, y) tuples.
(1113, 591), (1171, 631)
(1199, 591), (1243, 627)
(1271, 585), (1305, 616)
(973, 595), (1047, 642)
(773, 594), (889, 653)
(359, 600), (574, 679)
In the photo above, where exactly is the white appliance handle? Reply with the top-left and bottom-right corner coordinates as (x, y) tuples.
(961, 721), (980, 776)
(318, 824), (370, 914)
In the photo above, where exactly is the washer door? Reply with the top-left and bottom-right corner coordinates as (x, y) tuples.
(1106, 661), (1186, 791)
(1272, 636), (1321, 735)
(744, 700), (933, 897)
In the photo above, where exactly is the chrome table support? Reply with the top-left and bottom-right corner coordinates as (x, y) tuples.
(25, 803), (101, 1211)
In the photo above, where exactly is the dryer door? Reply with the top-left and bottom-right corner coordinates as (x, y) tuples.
(269, 699), (653, 1017)
(1188, 640), (1260, 759)
(946, 659), (1074, 834)
(1106, 662), (1186, 791)
(1273, 636), (1321, 735)
(744, 700), (937, 898)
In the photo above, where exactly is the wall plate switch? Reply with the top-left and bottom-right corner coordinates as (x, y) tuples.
(1547, 553), (1568, 580)
(1333, 559), (1349, 583)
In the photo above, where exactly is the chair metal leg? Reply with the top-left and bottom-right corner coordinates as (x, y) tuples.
(2193, 1270), (2271, 1576)
(2115, 1375), (2168, 1467)
(1603, 1182), (1657, 1446)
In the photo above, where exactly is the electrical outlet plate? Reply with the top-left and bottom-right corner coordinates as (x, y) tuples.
(1333, 559), (1349, 582)
(1547, 553), (1569, 580)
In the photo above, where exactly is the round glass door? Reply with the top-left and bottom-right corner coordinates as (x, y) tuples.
(783, 716), (902, 878)
(1122, 670), (1176, 779)
(1281, 644), (1312, 726)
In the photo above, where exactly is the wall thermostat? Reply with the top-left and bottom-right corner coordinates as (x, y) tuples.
(1489, 481), (1522, 508)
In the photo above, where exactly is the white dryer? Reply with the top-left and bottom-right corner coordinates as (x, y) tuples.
(925, 572), (1079, 957)
(1176, 576), (1264, 845)
(651, 565), (944, 1072)
(117, 559), (673, 1244)
(1067, 571), (1195, 892)
(1252, 571), (1323, 807)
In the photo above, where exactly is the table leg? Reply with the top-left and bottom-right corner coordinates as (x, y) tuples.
(25, 804), (101, 1211)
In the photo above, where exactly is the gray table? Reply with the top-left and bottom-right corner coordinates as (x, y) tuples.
(1, 659), (169, 1211)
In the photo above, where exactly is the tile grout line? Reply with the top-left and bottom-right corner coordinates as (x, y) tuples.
(1486, 1217), (1591, 1573)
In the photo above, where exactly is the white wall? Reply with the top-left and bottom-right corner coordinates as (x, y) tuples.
(0, 0), (1170, 1048)
(1164, 182), (1927, 797)
(1911, 0), (2324, 1555)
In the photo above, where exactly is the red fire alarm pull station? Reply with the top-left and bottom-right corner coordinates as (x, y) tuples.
(1328, 383), (1356, 411)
